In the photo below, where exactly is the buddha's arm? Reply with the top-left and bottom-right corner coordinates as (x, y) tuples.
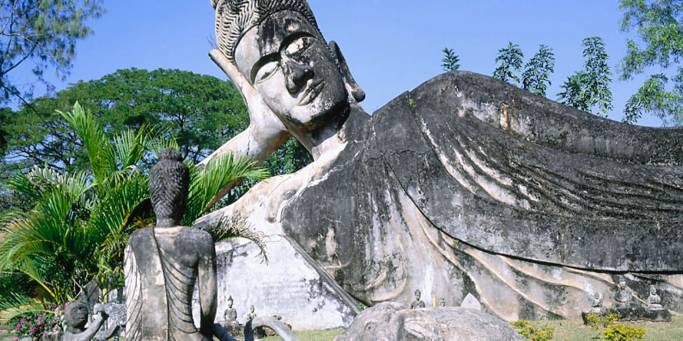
(201, 125), (289, 166)
(198, 234), (218, 335)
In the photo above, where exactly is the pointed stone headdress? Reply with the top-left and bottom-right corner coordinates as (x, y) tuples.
(212, 0), (321, 61)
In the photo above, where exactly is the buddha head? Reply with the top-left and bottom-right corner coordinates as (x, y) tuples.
(650, 285), (658, 296)
(414, 289), (422, 301)
(227, 295), (234, 308)
(212, 0), (364, 139)
(149, 149), (190, 227)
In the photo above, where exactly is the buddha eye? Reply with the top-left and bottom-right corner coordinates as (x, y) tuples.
(285, 36), (313, 57)
(254, 60), (279, 83)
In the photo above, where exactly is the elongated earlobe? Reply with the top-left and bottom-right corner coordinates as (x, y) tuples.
(329, 41), (365, 103)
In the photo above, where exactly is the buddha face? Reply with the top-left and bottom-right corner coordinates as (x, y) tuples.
(234, 11), (349, 131)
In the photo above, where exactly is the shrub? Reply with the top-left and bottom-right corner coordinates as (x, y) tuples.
(585, 312), (620, 329)
(510, 320), (554, 341)
(602, 323), (646, 341)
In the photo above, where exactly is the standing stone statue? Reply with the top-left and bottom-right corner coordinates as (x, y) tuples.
(244, 305), (257, 323)
(62, 301), (108, 341)
(124, 149), (218, 340)
(410, 289), (426, 309)
(200, 0), (683, 322)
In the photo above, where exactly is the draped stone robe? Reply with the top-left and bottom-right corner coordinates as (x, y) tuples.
(200, 71), (683, 321)
(125, 227), (214, 341)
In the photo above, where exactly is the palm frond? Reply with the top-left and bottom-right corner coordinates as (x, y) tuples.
(0, 296), (45, 324)
(112, 125), (155, 170)
(205, 214), (267, 263)
(146, 136), (179, 159)
(58, 102), (116, 184)
(88, 173), (149, 243)
(185, 153), (268, 224)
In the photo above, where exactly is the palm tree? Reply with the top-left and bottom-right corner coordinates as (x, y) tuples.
(0, 103), (267, 320)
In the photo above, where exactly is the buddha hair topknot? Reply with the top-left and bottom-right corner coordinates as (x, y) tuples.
(149, 149), (189, 225)
(212, 0), (321, 61)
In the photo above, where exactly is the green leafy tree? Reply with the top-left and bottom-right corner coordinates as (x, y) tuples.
(0, 104), (267, 315)
(441, 48), (461, 72)
(493, 42), (524, 85)
(619, 0), (683, 125)
(0, 0), (104, 105)
(558, 37), (613, 116)
(522, 45), (556, 96)
(1, 68), (311, 179)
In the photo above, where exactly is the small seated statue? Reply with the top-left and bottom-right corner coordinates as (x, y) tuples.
(590, 292), (606, 315)
(224, 296), (238, 322)
(62, 301), (108, 341)
(614, 280), (634, 311)
(581, 291), (607, 324)
(410, 289), (426, 309)
(439, 298), (447, 307)
(648, 285), (663, 311)
(222, 296), (241, 337)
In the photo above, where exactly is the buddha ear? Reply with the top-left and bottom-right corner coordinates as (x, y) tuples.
(329, 41), (366, 103)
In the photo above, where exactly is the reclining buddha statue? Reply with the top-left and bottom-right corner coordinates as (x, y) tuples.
(199, 0), (683, 321)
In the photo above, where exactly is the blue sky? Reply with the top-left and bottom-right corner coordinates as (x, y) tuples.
(13, 0), (661, 126)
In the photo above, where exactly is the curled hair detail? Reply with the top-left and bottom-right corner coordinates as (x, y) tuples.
(213, 0), (321, 61)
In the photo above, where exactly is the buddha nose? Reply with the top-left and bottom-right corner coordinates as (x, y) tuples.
(284, 60), (314, 94)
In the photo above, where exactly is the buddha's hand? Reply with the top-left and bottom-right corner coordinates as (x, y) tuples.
(210, 49), (287, 141)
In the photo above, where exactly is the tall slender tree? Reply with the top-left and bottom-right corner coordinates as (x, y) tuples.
(0, 0), (105, 105)
(558, 37), (613, 116)
(522, 45), (556, 96)
(619, 0), (682, 125)
(493, 42), (524, 85)
(441, 48), (461, 72)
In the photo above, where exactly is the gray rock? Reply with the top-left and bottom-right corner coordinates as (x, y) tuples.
(335, 302), (524, 341)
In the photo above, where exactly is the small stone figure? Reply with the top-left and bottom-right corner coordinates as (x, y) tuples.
(62, 301), (108, 341)
(614, 280), (633, 310)
(581, 291), (607, 325)
(439, 298), (446, 307)
(224, 296), (238, 322)
(245, 305), (257, 322)
(590, 292), (606, 314)
(648, 285), (663, 311)
(222, 296), (242, 337)
(410, 289), (426, 309)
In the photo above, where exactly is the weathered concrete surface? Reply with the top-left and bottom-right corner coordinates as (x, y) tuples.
(200, 72), (683, 321)
(191, 236), (358, 331)
(334, 302), (524, 341)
